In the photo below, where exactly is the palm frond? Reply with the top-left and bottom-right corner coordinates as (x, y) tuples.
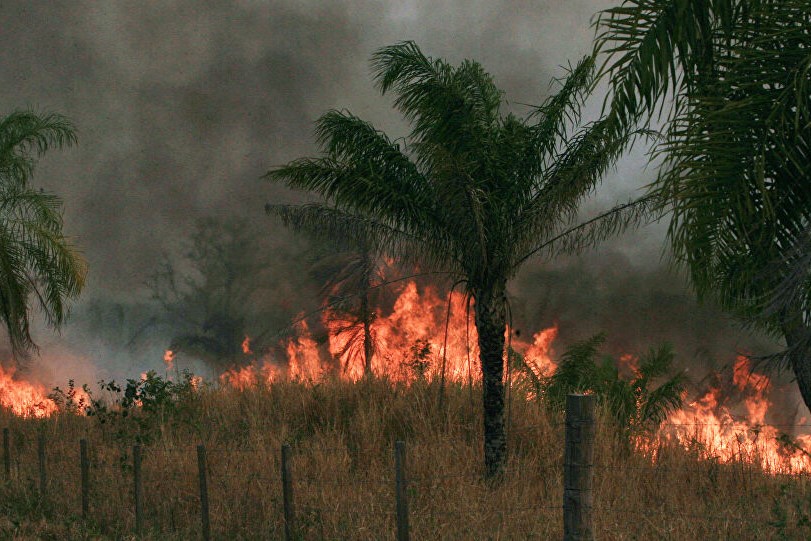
(371, 40), (502, 141)
(265, 203), (460, 274)
(0, 110), (85, 356)
(520, 118), (641, 235)
(522, 194), (663, 263)
(527, 55), (596, 157)
(593, 0), (733, 135)
(0, 111), (77, 185)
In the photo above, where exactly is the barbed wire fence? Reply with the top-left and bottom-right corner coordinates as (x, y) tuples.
(2, 395), (811, 540)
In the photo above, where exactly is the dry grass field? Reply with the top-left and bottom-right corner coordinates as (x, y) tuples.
(0, 377), (808, 540)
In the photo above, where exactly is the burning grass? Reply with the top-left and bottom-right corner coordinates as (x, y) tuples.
(0, 378), (809, 539)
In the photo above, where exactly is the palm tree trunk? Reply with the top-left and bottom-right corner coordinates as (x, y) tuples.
(474, 285), (507, 479)
(361, 290), (373, 377)
(781, 306), (811, 413)
(360, 244), (374, 378)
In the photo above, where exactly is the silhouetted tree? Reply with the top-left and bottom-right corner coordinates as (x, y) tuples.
(149, 217), (276, 370)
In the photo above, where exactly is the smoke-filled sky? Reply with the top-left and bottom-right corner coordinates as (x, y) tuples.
(1, 0), (645, 292)
(0, 1), (777, 384)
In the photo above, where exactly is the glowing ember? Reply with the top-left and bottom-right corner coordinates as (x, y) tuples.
(0, 365), (57, 418)
(163, 350), (175, 373)
(242, 336), (252, 356)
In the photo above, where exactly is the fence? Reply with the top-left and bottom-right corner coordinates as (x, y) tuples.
(1, 394), (809, 540)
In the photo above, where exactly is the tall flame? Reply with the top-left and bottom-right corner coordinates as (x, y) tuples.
(651, 355), (811, 473)
(163, 349), (175, 373)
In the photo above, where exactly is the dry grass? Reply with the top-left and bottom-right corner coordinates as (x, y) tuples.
(0, 378), (808, 539)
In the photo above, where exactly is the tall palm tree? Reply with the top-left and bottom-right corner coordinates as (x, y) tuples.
(266, 42), (645, 477)
(594, 1), (811, 408)
(0, 110), (86, 356)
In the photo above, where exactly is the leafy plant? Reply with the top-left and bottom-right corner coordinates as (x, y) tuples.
(48, 379), (90, 415)
(0, 110), (86, 357)
(85, 370), (204, 445)
(594, 0), (811, 409)
(535, 334), (687, 433)
(403, 339), (432, 379)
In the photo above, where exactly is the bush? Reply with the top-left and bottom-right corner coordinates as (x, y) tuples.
(517, 333), (687, 434)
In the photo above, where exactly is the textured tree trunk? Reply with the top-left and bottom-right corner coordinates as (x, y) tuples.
(781, 307), (811, 413)
(474, 285), (508, 479)
(361, 290), (373, 378)
(360, 246), (374, 379)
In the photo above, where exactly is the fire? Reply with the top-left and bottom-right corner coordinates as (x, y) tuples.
(326, 282), (481, 382)
(0, 277), (805, 475)
(650, 356), (811, 473)
(199, 278), (811, 474)
(0, 365), (58, 418)
(287, 320), (322, 381)
(220, 362), (280, 390)
(322, 281), (559, 384)
(163, 350), (175, 373)
(522, 325), (559, 379)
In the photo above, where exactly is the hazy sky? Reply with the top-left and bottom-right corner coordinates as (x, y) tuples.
(1, 0), (651, 297)
(4, 1), (767, 385)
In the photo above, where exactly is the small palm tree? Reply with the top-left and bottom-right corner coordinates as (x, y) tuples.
(266, 42), (648, 477)
(542, 334), (686, 435)
(0, 110), (86, 356)
(309, 235), (385, 379)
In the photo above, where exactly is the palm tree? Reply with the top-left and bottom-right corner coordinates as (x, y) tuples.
(542, 335), (686, 436)
(0, 110), (86, 356)
(266, 42), (645, 477)
(308, 234), (385, 379)
(594, 1), (811, 409)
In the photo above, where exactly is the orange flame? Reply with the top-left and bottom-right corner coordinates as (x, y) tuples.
(209, 279), (811, 474)
(220, 362), (280, 390)
(163, 350), (175, 373)
(286, 320), (323, 381)
(0, 365), (58, 417)
(651, 356), (811, 473)
(522, 326), (559, 379)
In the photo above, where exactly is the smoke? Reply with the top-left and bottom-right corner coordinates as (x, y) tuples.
(0, 1), (784, 390)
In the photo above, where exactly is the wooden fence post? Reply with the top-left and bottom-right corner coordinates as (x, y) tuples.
(563, 393), (596, 541)
(395, 440), (410, 541)
(3, 428), (9, 480)
(80, 439), (89, 518)
(37, 433), (46, 499)
(197, 445), (211, 541)
(281, 443), (296, 541)
(133, 444), (143, 536)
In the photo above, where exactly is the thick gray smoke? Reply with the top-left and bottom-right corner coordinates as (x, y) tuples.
(0, 1), (782, 391)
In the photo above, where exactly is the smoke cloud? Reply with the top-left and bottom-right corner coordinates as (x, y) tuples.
(0, 1), (783, 393)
